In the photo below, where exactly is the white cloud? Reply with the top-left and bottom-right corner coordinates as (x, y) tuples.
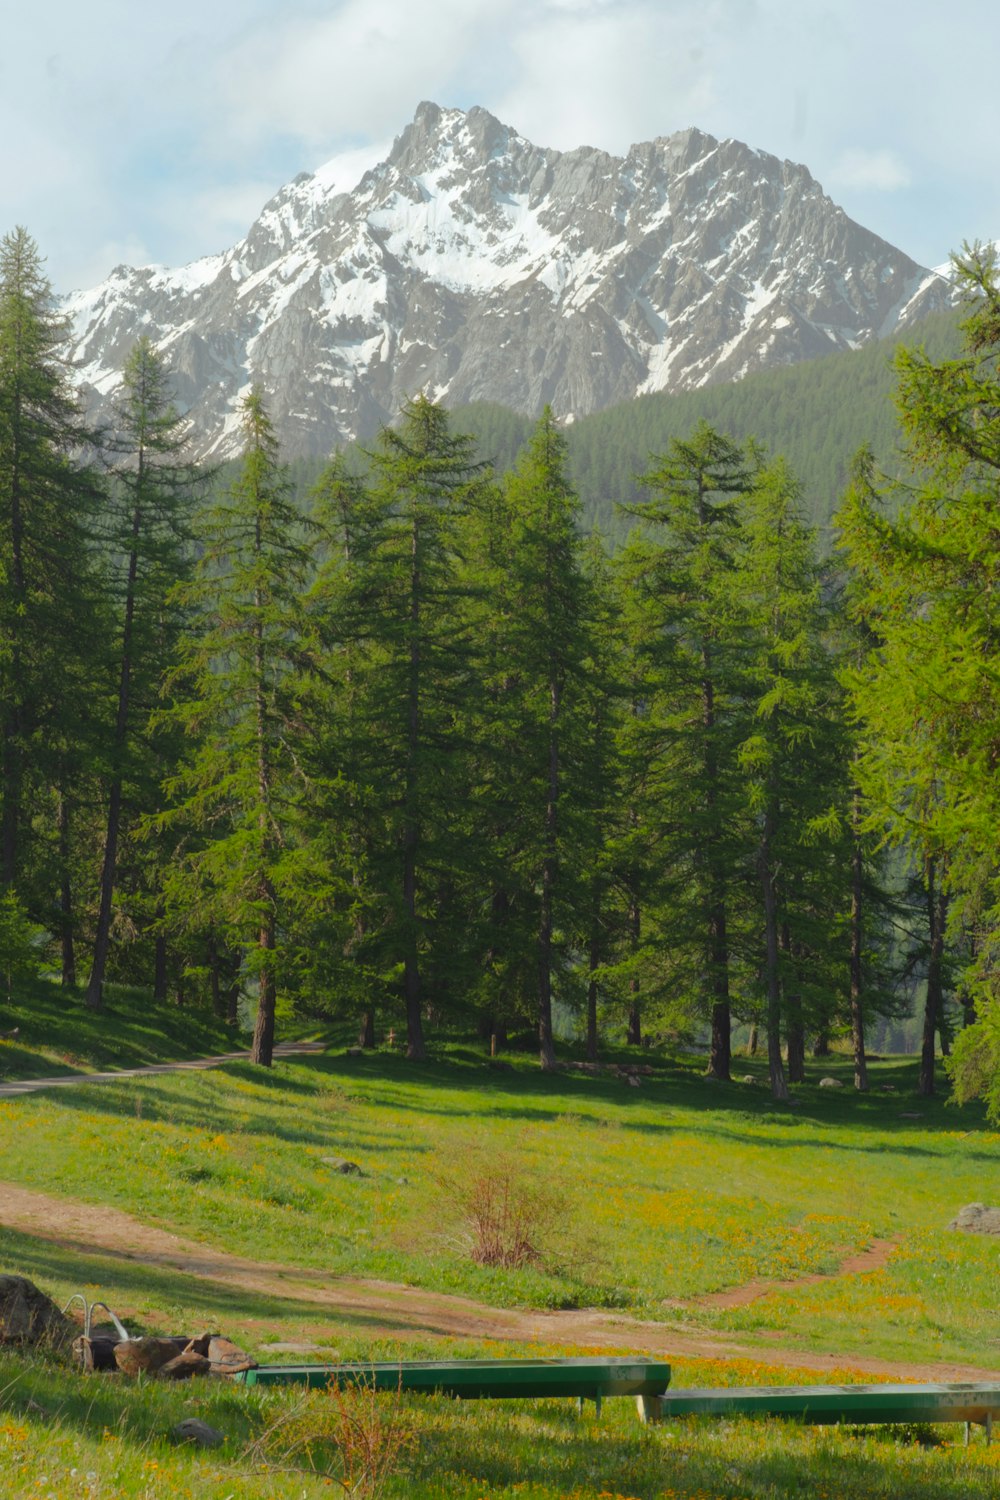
(2, 0), (999, 287)
(214, 0), (501, 151)
(829, 148), (912, 194)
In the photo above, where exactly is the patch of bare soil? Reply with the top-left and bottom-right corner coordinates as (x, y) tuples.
(0, 1181), (995, 1383)
(690, 1237), (900, 1310)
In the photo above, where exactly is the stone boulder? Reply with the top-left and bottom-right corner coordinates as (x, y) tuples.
(948, 1203), (1000, 1236)
(207, 1335), (257, 1375)
(0, 1275), (72, 1347)
(172, 1417), (224, 1448)
(158, 1349), (212, 1380)
(114, 1336), (185, 1377)
(321, 1157), (365, 1176)
(819, 1078), (844, 1089)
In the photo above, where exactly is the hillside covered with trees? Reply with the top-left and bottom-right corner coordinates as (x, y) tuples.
(2, 226), (999, 1118)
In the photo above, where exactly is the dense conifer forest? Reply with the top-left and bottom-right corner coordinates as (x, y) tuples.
(3, 225), (1000, 1115)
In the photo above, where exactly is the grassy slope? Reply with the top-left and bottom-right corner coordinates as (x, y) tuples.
(0, 976), (323, 1082)
(2, 1022), (998, 1497)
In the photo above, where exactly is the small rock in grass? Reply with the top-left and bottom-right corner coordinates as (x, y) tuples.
(741, 1075), (757, 1085)
(321, 1156), (366, 1176)
(172, 1417), (224, 1448)
(948, 1203), (1000, 1236)
(898, 1112), (924, 1121)
(819, 1077), (844, 1089)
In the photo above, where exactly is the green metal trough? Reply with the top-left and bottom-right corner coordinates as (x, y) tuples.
(234, 1358), (1000, 1439)
(236, 1356), (672, 1416)
(652, 1381), (1000, 1439)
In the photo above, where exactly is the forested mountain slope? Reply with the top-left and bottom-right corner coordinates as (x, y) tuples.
(263, 305), (962, 544)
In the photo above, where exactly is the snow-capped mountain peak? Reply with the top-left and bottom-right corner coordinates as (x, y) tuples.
(65, 102), (953, 460)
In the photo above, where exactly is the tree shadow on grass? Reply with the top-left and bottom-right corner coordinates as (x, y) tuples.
(0, 1223), (455, 1341)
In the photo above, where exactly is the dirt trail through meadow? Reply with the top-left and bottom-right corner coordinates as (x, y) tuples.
(0, 1179), (995, 1383)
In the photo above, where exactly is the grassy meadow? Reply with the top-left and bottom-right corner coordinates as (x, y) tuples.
(2, 985), (999, 1497)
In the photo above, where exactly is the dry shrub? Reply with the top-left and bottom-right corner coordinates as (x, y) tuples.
(438, 1148), (567, 1270)
(244, 1379), (414, 1498)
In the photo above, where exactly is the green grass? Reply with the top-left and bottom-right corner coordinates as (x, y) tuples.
(3, 1338), (1000, 1500)
(0, 975), (320, 1081)
(3, 1024), (999, 1495)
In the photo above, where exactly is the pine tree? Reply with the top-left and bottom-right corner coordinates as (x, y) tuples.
(86, 338), (203, 1009)
(315, 397), (488, 1060)
(622, 423), (752, 1080)
(0, 228), (103, 903)
(472, 410), (594, 1069)
(734, 455), (842, 1099)
(156, 388), (314, 1065)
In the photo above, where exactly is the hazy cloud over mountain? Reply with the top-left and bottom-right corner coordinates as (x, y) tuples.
(4, 0), (998, 289)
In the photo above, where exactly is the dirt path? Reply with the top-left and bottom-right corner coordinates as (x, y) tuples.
(686, 1237), (900, 1310)
(0, 1041), (326, 1097)
(1, 1180), (995, 1383)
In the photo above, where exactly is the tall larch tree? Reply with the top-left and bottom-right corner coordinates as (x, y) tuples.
(86, 337), (202, 1009)
(157, 387), (314, 1066)
(623, 423), (752, 1081)
(0, 227), (102, 910)
(329, 397), (488, 1060)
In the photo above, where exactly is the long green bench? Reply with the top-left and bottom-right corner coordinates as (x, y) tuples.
(236, 1356), (672, 1416)
(650, 1382), (1000, 1441)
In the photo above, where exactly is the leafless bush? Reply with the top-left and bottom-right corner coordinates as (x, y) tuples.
(244, 1379), (414, 1498)
(438, 1148), (566, 1270)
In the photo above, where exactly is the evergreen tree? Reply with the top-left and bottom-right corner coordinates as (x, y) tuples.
(315, 397), (488, 1059)
(156, 387), (314, 1065)
(472, 410), (594, 1069)
(836, 246), (1000, 1107)
(86, 337), (202, 1009)
(622, 423), (752, 1080)
(735, 456), (845, 1097)
(0, 228), (102, 905)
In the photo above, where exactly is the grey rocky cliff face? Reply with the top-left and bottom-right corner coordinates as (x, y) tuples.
(65, 102), (951, 460)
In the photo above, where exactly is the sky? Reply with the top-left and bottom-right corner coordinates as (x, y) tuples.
(4, 0), (998, 293)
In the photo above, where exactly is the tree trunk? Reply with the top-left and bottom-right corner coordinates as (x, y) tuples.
(1, 434), (26, 890)
(780, 925), (805, 1083)
(358, 1011), (375, 1049)
(226, 967), (240, 1028)
(919, 859), (948, 1098)
(57, 789), (76, 987)
(87, 503), (142, 1012)
(153, 934), (168, 1003)
(850, 793), (869, 1091)
(813, 1031), (831, 1058)
(538, 676), (559, 1073)
(701, 627), (732, 1082)
(586, 907), (600, 1063)
(747, 1024), (759, 1057)
(786, 1002), (805, 1083)
(251, 899), (276, 1067)
(403, 517), (426, 1062)
(625, 895), (641, 1046)
(761, 805), (789, 1100)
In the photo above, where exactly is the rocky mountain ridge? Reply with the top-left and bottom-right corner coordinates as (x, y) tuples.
(65, 102), (951, 459)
